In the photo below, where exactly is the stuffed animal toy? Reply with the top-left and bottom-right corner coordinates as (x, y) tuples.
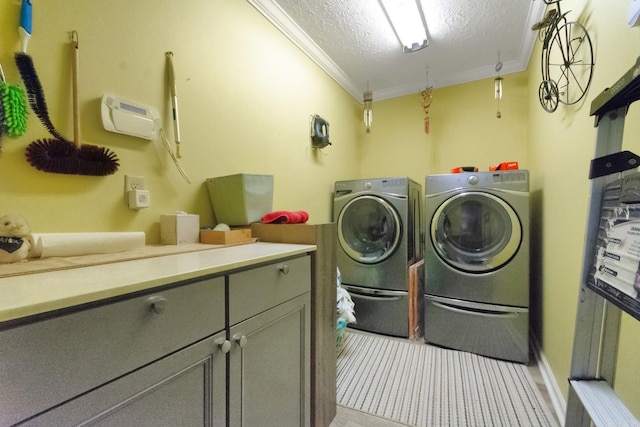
(0, 214), (33, 263)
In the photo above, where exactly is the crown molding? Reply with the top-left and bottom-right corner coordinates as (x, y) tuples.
(248, 0), (547, 102)
(247, 0), (362, 100)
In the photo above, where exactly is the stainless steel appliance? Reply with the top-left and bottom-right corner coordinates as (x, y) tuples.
(333, 177), (423, 337)
(424, 170), (530, 363)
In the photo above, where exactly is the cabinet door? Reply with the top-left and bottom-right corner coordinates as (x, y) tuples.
(0, 276), (225, 427)
(25, 332), (228, 427)
(229, 293), (310, 427)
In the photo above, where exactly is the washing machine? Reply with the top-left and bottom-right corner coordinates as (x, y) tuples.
(333, 177), (423, 337)
(424, 170), (530, 363)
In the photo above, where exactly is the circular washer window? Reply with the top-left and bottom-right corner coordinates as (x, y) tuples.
(431, 192), (521, 273)
(338, 195), (401, 264)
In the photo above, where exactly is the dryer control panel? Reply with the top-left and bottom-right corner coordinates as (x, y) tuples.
(426, 170), (529, 194)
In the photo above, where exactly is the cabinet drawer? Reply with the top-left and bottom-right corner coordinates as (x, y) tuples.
(229, 255), (310, 325)
(0, 276), (224, 427)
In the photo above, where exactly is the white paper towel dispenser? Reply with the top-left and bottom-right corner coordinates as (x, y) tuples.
(101, 93), (161, 140)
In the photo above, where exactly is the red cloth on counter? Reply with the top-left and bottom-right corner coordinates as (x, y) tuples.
(261, 211), (309, 224)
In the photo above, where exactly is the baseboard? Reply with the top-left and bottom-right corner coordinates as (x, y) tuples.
(531, 334), (567, 424)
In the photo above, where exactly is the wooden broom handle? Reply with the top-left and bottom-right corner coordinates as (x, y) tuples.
(71, 30), (80, 147)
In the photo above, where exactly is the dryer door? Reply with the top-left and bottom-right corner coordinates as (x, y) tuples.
(338, 195), (401, 264)
(431, 191), (521, 273)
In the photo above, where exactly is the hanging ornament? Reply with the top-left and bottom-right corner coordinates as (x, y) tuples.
(363, 85), (373, 133)
(495, 51), (503, 119)
(420, 66), (433, 134)
(495, 77), (503, 119)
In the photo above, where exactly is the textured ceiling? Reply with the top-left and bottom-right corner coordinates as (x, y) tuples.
(248, 0), (547, 101)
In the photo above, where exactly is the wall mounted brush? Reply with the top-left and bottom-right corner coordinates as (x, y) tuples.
(0, 93), (4, 152)
(0, 63), (28, 139)
(67, 31), (119, 175)
(0, 0), (31, 145)
(14, 0), (69, 143)
(19, 30), (119, 175)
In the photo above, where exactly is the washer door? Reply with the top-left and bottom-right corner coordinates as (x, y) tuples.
(338, 195), (401, 264)
(431, 192), (521, 273)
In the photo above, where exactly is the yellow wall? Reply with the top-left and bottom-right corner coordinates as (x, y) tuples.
(1, 0), (639, 420)
(361, 72), (529, 183)
(526, 0), (640, 418)
(0, 0), (361, 240)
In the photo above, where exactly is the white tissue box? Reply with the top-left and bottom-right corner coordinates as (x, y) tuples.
(160, 214), (200, 245)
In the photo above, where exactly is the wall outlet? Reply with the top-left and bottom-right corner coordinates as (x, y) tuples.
(125, 175), (145, 191)
(125, 175), (146, 205)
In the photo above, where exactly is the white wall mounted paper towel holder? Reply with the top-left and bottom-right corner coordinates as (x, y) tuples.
(101, 94), (161, 140)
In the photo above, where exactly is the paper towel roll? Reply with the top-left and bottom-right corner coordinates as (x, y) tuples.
(31, 232), (146, 259)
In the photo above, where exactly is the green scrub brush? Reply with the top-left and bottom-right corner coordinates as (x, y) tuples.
(0, 63), (28, 138)
(0, 96), (4, 152)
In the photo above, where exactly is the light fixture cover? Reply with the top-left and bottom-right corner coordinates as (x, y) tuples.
(379, 0), (429, 52)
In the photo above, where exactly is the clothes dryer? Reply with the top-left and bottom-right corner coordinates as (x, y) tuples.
(424, 170), (530, 363)
(334, 177), (423, 337)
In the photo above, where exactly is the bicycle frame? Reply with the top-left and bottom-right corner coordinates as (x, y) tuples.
(535, 0), (594, 111)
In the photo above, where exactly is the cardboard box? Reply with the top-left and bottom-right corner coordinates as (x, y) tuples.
(200, 228), (252, 245)
(205, 174), (274, 226)
(160, 214), (200, 245)
(250, 223), (321, 244)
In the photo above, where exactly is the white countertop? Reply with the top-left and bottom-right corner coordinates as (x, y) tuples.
(0, 242), (316, 324)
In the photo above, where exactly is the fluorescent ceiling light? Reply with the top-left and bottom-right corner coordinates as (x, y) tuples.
(379, 0), (429, 53)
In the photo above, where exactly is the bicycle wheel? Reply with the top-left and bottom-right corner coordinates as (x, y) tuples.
(545, 21), (594, 105)
(539, 80), (559, 113)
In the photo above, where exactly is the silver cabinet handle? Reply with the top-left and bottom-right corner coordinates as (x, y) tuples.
(147, 296), (168, 314)
(215, 338), (231, 354)
(233, 334), (247, 348)
(279, 264), (289, 275)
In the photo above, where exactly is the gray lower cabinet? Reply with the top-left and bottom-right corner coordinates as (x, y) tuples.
(0, 253), (311, 427)
(228, 256), (311, 427)
(26, 330), (228, 427)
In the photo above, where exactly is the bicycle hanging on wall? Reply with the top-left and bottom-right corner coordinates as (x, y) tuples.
(532, 0), (594, 113)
